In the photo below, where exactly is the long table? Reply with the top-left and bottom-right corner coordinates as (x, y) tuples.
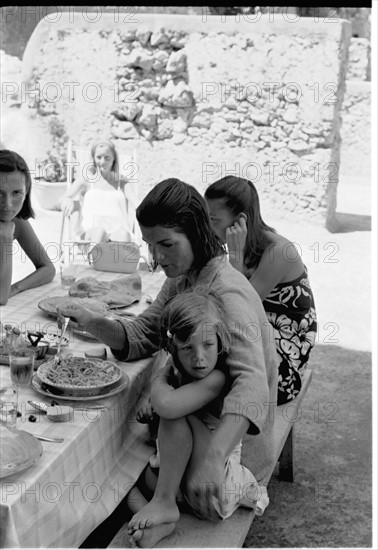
(0, 265), (166, 547)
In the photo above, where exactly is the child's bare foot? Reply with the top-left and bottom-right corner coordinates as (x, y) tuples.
(128, 497), (179, 533)
(131, 523), (176, 548)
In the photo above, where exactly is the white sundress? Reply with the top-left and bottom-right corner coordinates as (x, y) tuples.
(81, 178), (132, 241)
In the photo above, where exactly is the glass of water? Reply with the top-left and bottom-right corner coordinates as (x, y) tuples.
(0, 386), (18, 427)
(9, 348), (36, 388)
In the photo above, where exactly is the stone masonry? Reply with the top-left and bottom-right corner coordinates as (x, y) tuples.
(16, 13), (353, 227)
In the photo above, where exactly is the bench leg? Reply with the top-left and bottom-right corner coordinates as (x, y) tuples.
(278, 427), (294, 482)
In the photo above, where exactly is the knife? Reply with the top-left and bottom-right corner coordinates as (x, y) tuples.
(35, 434), (64, 443)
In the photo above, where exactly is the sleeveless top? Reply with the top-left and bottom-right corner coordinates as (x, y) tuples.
(81, 175), (128, 239)
(262, 266), (317, 404)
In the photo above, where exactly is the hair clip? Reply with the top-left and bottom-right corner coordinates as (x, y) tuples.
(167, 329), (173, 339)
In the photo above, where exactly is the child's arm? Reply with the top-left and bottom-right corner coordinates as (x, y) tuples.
(151, 365), (226, 420)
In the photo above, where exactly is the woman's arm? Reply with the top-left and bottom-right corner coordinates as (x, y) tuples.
(10, 219), (56, 297)
(248, 241), (302, 301)
(0, 220), (15, 305)
(57, 304), (127, 349)
(58, 277), (170, 355)
(60, 180), (88, 216)
(151, 365), (226, 419)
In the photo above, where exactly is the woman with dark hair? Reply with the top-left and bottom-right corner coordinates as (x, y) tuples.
(0, 149), (55, 305)
(59, 178), (278, 535)
(205, 176), (317, 405)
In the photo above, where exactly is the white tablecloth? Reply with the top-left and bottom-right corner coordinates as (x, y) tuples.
(0, 266), (166, 547)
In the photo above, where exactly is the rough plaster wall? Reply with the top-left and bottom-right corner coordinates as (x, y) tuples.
(16, 14), (352, 227)
(339, 81), (371, 180)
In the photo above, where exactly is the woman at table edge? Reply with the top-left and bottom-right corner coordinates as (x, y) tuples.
(0, 150), (55, 306)
(58, 178), (279, 520)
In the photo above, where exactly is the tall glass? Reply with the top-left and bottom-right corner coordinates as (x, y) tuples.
(0, 386), (18, 427)
(9, 348), (36, 387)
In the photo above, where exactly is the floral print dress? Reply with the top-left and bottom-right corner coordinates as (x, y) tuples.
(262, 267), (317, 405)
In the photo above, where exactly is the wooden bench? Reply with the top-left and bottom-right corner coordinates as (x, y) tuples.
(108, 369), (313, 548)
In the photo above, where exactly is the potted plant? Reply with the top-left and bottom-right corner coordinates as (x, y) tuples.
(33, 152), (69, 210)
(32, 117), (71, 211)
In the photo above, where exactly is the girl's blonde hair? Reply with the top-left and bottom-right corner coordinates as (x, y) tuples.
(160, 287), (232, 372)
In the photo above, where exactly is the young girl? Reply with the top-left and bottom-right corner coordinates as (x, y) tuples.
(0, 150), (55, 305)
(60, 139), (136, 245)
(205, 176), (317, 405)
(127, 288), (269, 548)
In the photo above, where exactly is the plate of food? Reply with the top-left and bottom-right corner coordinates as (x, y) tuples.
(0, 326), (69, 366)
(38, 296), (109, 318)
(68, 274), (142, 309)
(27, 330), (69, 349)
(0, 425), (43, 479)
(32, 369), (129, 401)
(35, 355), (125, 398)
(38, 297), (109, 341)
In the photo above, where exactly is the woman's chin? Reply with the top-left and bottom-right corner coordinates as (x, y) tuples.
(161, 265), (174, 277)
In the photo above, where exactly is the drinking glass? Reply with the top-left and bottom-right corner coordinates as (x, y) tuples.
(0, 386), (18, 427)
(60, 262), (79, 288)
(9, 348), (36, 388)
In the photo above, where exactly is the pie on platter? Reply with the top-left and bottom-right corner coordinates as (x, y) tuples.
(36, 356), (123, 397)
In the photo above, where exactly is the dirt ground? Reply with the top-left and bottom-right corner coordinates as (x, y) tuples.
(11, 174), (374, 548)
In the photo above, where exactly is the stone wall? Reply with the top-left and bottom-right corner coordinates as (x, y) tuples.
(339, 80), (371, 180)
(9, 13), (353, 228)
(346, 38), (370, 81)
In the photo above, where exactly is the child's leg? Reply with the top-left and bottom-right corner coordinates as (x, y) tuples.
(128, 416), (193, 533)
(126, 465), (158, 515)
(127, 465), (176, 548)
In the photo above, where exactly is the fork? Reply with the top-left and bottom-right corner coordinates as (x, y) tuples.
(54, 316), (70, 365)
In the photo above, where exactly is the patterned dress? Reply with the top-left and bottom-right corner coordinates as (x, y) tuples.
(262, 267), (317, 405)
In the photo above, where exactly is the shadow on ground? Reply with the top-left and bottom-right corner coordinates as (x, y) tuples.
(332, 212), (372, 233)
(242, 344), (372, 548)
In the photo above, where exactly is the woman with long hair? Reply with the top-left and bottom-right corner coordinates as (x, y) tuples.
(0, 150), (55, 305)
(205, 175), (317, 405)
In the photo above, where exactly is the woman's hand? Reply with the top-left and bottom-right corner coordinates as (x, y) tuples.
(57, 304), (94, 331)
(226, 213), (247, 272)
(61, 197), (75, 217)
(185, 443), (225, 521)
(0, 220), (16, 240)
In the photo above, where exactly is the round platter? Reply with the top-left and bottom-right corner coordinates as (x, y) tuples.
(0, 425), (43, 479)
(38, 296), (108, 317)
(36, 357), (122, 397)
(31, 371), (130, 401)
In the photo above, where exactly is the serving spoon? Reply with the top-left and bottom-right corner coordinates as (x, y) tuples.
(54, 316), (70, 366)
